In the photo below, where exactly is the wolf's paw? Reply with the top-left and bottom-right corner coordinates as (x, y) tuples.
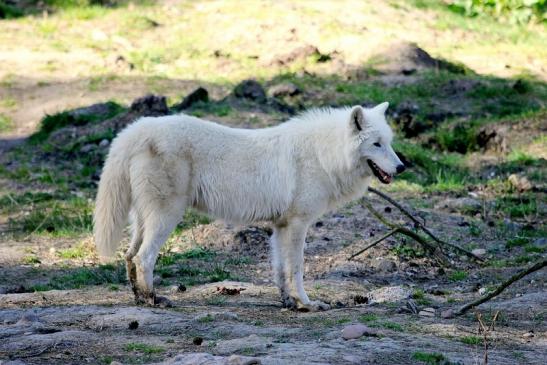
(297, 300), (331, 312)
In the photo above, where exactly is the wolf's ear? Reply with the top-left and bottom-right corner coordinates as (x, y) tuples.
(350, 106), (365, 133)
(373, 102), (389, 114)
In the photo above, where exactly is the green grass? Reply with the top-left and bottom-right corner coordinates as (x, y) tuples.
(412, 351), (447, 365)
(29, 101), (124, 143)
(358, 313), (379, 323)
(57, 243), (92, 259)
(412, 289), (432, 306)
(0, 114), (14, 132)
(460, 335), (483, 345)
(123, 342), (165, 354)
(30, 264), (126, 291)
(448, 270), (468, 282)
(8, 197), (93, 236)
(197, 314), (215, 323)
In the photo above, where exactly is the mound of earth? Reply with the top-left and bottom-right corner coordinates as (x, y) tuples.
(372, 42), (464, 75)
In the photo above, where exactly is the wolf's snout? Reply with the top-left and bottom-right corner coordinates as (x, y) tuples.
(396, 164), (406, 174)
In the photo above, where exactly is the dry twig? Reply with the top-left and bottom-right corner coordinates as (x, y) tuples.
(455, 259), (546, 316)
(367, 187), (484, 262)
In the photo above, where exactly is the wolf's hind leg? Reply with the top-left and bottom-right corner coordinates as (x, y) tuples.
(133, 199), (185, 307)
(126, 210), (144, 299)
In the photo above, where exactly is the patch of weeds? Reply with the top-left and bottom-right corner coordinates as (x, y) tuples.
(376, 321), (404, 332)
(206, 296), (227, 306)
(337, 317), (351, 324)
(123, 342), (165, 354)
(394, 141), (469, 190)
(358, 313), (378, 323)
(197, 314), (215, 323)
(57, 243), (92, 259)
(412, 351), (447, 365)
(506, 237), (529, 249)
(391, 243), (424, 258)
(189, 101), (232, 117)
(468, 223), (481, 237)
(448, 270), (468, 282)
(496, 195), (538, 219)
(9, 197), (93, 236)
(101, 356), (113, 365)
(30, 264), (126, 291)
(524, 245), (544, 254)
(460, 335), (482, 345)
(30, 101), (124, 143)
(224, 256), (252, 265)
(0, 1), (24, 18)
(175, 209), (212, 232)
(22, 255), (41, 265)
(412, 289), (431, 306)
(0, 114), (14, 133)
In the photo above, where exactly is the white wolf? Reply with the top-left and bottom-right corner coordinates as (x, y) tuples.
(94, 102), (405, 311)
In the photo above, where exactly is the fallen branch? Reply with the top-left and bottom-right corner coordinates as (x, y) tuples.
(454, 258), (547, 316)
(367, 187), (484, 262)
(357, 200), (445, 265)
(348, 228), (400, 260)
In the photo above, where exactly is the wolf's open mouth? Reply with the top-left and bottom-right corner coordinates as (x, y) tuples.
(367, 160), (392, 184)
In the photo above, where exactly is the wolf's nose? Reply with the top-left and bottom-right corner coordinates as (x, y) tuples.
(396, 164), (406, 174)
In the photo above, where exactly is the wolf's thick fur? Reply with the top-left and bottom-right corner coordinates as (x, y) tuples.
(94, 103), (403, 310)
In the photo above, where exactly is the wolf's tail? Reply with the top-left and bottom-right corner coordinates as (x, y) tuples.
(93, 141), (131, 259)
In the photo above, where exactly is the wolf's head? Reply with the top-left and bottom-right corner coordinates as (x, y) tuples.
(350, 103), (405, 184)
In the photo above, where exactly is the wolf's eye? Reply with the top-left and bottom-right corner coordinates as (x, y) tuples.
(373, 142), (381, 147)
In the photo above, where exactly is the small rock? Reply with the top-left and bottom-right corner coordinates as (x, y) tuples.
(477, 124), (508, 152)
(376, 259), (397, 273)
(130, 94), (169, 116)
(233, 80), (266, 103)
(508, 174), (533, 192)
(99, 139), (110, 148)
(193, 336), (204, 345)
(173, 87), (209, 111)
(533, 238), (546, 247)
(478, 287), (487, 296)
(418, 308), (435, 317)
(153, 275), (162, 286)
(341, 324), (377, 340)
(441, 309), (455, 319)
(80, 144), (95, 153)
(267, 82), (301, 98)
(434, 197), (481, 214)
(170, 284), (187, 293)
(522, 332), (534, 338)
(471, 248), (486, 257)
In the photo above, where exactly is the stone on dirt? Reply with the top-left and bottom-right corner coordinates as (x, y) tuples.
(341, 324), (377, 340)
(367, 286), (411, 304)
(267, 82), (301, 98)
(172, 87), (209, 111)
(213, 334), (272, 356)
(477, 124), (508, 152)
(233, 80), (267, 103)
(434, 197), (482, 214)
(149, 352), (261, 365)
(371, 42), (461, 74)
(508, 174), (533, 192)
(471, 248), (487, 257)
(375, 259), (397, 273)
(418, 307), (436, 317)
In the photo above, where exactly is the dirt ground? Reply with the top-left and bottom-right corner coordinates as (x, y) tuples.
(1, 1), (546, 364)
(1, 196), (546, 364)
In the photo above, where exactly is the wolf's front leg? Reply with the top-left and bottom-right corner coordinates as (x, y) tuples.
(273, 220), (330, 312)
